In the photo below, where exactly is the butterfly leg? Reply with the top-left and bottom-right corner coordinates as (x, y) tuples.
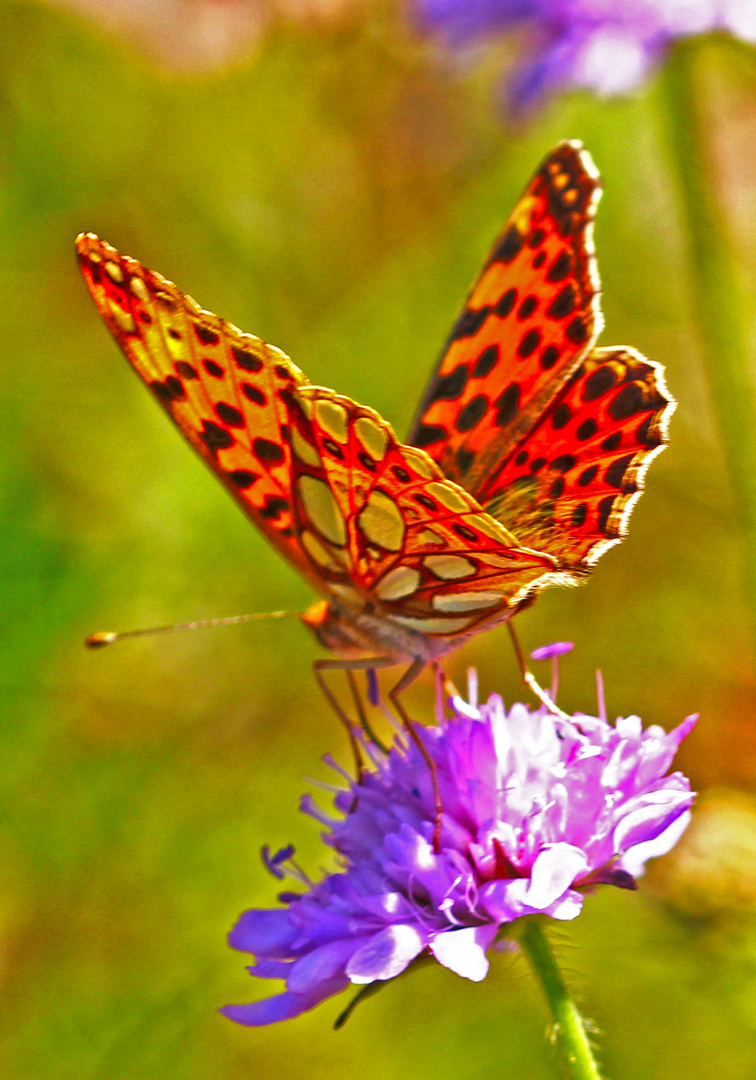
(432, 661), (461, 718)
(506, 622), (570, 719)
(387, 658), (443, 854)
(313, 657), (396, 777)
(313, 661), (366, 778)
(345, 669), (389, 753)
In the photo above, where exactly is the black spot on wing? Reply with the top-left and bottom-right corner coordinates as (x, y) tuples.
(204, 359), (224, 378)
(517, 328), (541, 358)
(491, 225), (523, 264)
(201, 420), (235, 452)
(565, 316), (589, 344)
(494, 384), (520, 427)
(517, 295), (538, 320)
(473, 345), (499, 378)
(261, 496), (290, 521)
(547, 284), (576, 320)
(242, 383), (266, 406)
(605, 454), (635, 489)
(357, 450), (377, 472)
(194, 324), (219, 346)
(228, 469), (259, 489)
(597, 496), (616, 534)
(455, 447), (475, 475)
(450, 306), (492, 341)
(215, 401), (244, 427)
(609, 383), (645, 420)
(540, 345), (560, 370)
(428, 364), (468, 403)
(601, 431), (622, 451)
(322, 438), (345, 461)
(551, 403), (571, 429)
(584, 366), (618, 401)
(452, 523), (480, 543)
(571, 503), (588, 527)
(636, 414), (662, 447)
(576, 418), (598, 441)
(232, 346), (263, 373)
(175, 361), (199, 380)
(414, 424), (447, 448)
(495, 288), (517, 318)
(455, 394), (488, 433)
(151, 376), (186, 402)
(253, 437), (285, 464)
(546, 251), (571, 282)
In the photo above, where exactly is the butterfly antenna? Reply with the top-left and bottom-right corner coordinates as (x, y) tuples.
(85, 610), (298, 649)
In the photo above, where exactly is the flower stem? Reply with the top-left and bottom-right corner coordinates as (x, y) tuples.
(660, 39), (756, 644)
(520, 919), (604, 1080)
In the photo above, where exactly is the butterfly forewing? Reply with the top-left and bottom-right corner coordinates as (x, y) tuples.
(77, 233), (559, 639)
(408, 142), (603, 493)
(76, 232), (321, 588)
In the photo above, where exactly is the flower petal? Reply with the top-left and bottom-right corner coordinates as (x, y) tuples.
(220, 975), (350, 1026)
(228, 908), (298, 957)
(429, 925), (497, 981)
(543, 890), (584, 921)
(248, 959), (292, 979)
(620, 810), (693, 877)
(288, 937), (369, 994)
(525, 844), (589, 909)
(614, 791), (694, 853)
(346, 924), (426, 984)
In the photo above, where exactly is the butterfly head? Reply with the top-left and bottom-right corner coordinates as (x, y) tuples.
(301, 600), (371, 658)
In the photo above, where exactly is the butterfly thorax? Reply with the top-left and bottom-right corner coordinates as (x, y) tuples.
(301, 598), (467, 666)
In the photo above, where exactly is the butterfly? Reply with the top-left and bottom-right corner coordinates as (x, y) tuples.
(78, 141), (674, 700)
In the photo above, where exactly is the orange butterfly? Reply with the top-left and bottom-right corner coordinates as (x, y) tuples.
(78, 142), (673, 701)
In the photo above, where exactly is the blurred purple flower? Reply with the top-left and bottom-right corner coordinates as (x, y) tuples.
(222, 674), (695, 1025)
(531, 640), (574, 661)
(416, 0), (756, 109)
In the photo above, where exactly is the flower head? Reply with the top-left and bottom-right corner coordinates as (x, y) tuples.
(222, 674), (695, 1025)
(416, 0), (756, 110)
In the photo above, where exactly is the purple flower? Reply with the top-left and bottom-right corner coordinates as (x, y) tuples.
(531, 640), (574, 661)
(416, 0), (756, 109)
(222, 677), (695, 1026)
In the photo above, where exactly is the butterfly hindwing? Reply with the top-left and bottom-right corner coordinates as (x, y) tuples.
(283, 386), (561, 634)
(408, 141), (603, 493)
(477, 348), (675, 567)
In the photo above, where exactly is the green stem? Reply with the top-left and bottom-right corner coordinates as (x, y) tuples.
(519, 919), (604, 1080)
(660, 39), (756, 643)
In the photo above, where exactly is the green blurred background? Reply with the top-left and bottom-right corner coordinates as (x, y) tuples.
(3, 2), (756, 1076)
